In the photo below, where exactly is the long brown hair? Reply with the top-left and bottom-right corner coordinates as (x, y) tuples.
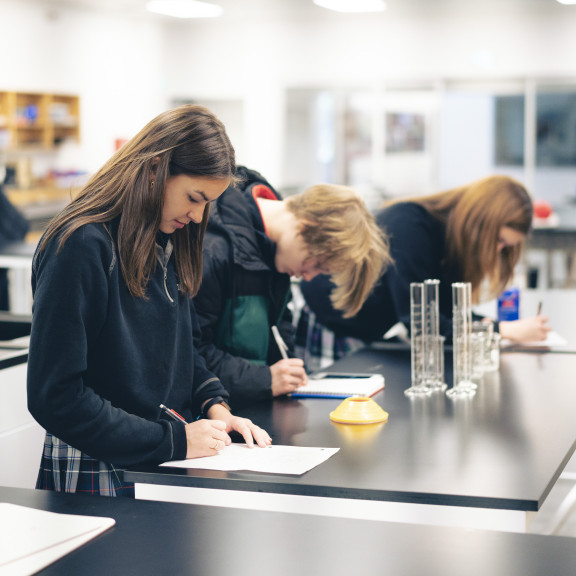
(391, 175), (532, 301)
(40, 105), (236, 298)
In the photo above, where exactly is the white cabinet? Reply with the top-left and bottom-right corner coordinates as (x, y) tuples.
(0, 362), (45, 488)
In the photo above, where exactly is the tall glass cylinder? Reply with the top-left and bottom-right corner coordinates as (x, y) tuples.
(405, 282), (432, 397)
(424, 279), (440, 339)
(447, 282), (477, 398)
(422, 279), (446, 391)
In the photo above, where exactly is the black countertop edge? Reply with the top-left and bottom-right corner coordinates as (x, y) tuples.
(124, 467), (539, 512)
(0, 349), (28, 370)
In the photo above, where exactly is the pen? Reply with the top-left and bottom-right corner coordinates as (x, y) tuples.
(159, 404), (188, 424)
(271, 325), (289, 360)
(537, 301), (543, 316)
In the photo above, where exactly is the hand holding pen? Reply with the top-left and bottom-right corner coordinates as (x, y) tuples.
(269, 325), (308, 396)
(160, 403), (228, 456)
(499, 300), (551, 342)
(160, 404), (272, 459)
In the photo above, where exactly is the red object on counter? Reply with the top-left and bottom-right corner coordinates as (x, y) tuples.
(534, 200), (553, 219)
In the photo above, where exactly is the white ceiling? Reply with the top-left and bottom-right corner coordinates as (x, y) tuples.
(15, 0), (575, 24)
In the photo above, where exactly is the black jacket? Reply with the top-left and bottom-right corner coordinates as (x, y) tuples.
(28, 219), (227, 467)
(194, 167), (293, 408)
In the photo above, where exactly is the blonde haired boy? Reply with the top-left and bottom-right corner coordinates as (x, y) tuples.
(194, 166), (390, 408)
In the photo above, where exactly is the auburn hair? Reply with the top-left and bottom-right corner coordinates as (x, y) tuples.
(397, 175), (532, 301)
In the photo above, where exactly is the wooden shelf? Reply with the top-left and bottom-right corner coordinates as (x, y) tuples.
(0, 91), (80, 150)
(6, 186), (79, 208)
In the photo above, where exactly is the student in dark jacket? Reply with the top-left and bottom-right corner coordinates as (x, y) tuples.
(301, 175), (551, 351)
(27, 106), (271, 497)
(194, 166), (391, 408)
(0, 184), (29, 309)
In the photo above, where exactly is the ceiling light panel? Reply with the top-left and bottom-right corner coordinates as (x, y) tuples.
(313, 0), (386, 13)
(146, 0), (223, 19)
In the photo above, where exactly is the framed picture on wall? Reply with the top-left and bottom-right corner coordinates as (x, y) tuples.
(385, 112), (426, 153)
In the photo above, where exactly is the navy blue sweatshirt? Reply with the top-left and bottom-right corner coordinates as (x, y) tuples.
(27, 219), (228, 467)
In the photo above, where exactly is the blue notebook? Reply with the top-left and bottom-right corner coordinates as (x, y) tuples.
(291, 373), (385, 399)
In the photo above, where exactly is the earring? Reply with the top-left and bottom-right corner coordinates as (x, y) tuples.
(150, 180), (155, 189)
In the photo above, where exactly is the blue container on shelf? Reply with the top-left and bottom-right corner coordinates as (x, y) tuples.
(25, 105), (38, 123)
(497, 287), (520, 321)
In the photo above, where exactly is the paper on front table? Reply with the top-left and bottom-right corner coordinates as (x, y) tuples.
(0, 503), (115, 576)
(502, 330), (568, 348)
(160, 443), (339, 475)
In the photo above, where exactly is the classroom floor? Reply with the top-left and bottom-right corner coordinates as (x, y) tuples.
(530, 455), (576, 537)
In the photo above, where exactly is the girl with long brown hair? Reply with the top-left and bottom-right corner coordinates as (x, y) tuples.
(27, 105), (270, 497)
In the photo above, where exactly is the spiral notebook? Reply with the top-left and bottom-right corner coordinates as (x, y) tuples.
(291, 373), (385, 399)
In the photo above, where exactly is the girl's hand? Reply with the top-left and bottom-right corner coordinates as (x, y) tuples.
(184, 419), (229, 458)
(208, 403), (272, 448)
(499, 315), (551, 342)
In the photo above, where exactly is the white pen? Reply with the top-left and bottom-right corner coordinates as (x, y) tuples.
(271, 325), (289, 360)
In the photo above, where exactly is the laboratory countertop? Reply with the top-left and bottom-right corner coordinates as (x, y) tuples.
(2, 485), (576, 576)
(126, 347), (576, 516)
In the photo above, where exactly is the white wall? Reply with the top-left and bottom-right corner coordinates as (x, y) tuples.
(162, 1), (576, 189)
(2, 0), (576, 190)
(439, 92), (495, 189)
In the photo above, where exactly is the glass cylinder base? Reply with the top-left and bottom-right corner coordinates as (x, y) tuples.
(425, 379), (448, 392)
(446, 381), (477, 398)
(404, 384), (433, 397)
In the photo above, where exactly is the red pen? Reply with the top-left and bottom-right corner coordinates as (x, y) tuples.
(159, 404), (188, 424)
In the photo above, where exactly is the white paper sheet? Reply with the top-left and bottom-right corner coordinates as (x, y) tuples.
(160, 444), (339, 475)
(502, 330), (568, 348)
(0, 503), (115, 576)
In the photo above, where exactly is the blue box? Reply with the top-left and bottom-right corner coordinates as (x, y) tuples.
(498, 287), (520, 321)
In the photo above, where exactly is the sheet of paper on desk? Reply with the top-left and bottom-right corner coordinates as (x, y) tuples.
(160, 444), (340, 475)
(502, 330), (568, 348)
(0, 503), (115, 576)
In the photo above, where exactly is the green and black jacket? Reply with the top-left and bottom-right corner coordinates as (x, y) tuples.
(194, 166), (294, 408)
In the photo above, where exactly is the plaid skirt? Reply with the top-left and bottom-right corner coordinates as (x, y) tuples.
(36, 432), (134, 498)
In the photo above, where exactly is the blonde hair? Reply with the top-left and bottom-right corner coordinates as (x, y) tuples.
(286, 184), (391, 317)
(396, 175), (532, 301)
